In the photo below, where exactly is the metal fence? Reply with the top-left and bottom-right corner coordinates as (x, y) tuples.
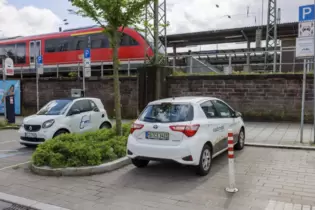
(166, 48), (311, 74)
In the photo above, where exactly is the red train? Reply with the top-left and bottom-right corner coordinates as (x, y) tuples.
(0, 25), (158, 76)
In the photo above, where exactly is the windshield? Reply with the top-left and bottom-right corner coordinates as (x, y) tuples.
(139, 103), (194, 123)
(37, 99), (72, 115)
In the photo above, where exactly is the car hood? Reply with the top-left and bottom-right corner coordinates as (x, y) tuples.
(23, 115), (62, 125)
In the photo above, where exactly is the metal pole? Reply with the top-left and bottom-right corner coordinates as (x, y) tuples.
(313, 0), (315, 144)
(36, 56), (39, 111)
(101, 62), (104, 78)
(128, 59), (130, 76)
(2, 58), (6, 120)
(189, 56), (193, 74)
(273, 0), (277, 73)
(229, 54), (232, 74)
(82, 59), (85, 95)
(301, 59), (306, 143)
(56, 64), (59, 78)
(261, 0), (264, 25)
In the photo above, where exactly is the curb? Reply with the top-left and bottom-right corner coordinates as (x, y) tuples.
(0, 192), (69, 210)
(245, 142), (315, 150)
(0, 126), (19, 130)
(30, 157), (131, 176)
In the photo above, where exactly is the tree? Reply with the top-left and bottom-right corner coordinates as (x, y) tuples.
(69, 0), (152, 135)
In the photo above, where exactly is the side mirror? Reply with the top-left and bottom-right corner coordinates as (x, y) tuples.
(234, 111), (242, 118)
(70, 109), (80, 116)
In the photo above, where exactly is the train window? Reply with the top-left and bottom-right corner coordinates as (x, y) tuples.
(57, 39), (70, 52)
(16, 43), (26, 64)
(0, 46), (4, 58)
(91, 33), (109, 49)
(45, 39), (57, 52)
(3, 44), (16, 61)
(73, 36), (85, 50)
(120, 33), (138, 46)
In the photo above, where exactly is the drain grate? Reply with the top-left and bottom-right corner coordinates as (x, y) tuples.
(3, 203), (36, 210)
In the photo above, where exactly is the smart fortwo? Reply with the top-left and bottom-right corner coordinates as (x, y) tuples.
(127, 97), (245, 176)
(18, 97), (112, 146)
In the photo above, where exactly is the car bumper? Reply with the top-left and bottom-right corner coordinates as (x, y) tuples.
(127, 135), (199, 165)
(18, 126), (54, 145)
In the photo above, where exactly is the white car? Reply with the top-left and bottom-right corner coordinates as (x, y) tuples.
(127, 96), (245, 176)
(18, 97), (112, 146)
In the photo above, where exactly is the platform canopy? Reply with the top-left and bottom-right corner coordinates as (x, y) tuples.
(161, 22), (298, 48)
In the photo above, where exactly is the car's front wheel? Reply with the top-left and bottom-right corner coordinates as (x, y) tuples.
(235, 128), (245, 150)
(131, 159), (150, 168)
(196, 144), (212, 176)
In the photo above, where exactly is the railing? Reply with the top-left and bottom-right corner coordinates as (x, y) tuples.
(166, 47), (307, 74)
(0, 58), (148, 78)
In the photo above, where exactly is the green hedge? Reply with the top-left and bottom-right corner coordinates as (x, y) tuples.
(32, 123), (131, 168)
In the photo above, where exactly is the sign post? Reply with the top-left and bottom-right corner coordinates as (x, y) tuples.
(297, 4), (315, 143)
(83, 36), (91, 96)
(3, 58), (14, 120)
(36, 55), (43, 111)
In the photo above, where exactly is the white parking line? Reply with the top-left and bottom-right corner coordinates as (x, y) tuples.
(0, 161), (31, 171)
(0, 140), (17, 145)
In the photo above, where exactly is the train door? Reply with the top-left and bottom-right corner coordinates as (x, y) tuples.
(29, 40), (41, 65)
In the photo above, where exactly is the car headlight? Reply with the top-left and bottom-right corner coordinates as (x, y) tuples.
(42, 119), (55, 128)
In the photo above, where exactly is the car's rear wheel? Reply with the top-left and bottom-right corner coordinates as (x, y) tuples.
(131, 158), (150, 168)
(196, 144), (212, 176)
(235, 128), (245, 150)
(100, 122), (111, 129)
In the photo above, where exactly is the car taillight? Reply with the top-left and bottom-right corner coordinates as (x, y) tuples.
(130, 123), (144, 134)
(169, 124), (200, 137)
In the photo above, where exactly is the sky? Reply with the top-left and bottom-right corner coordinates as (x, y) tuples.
(0, 0), (313, 51)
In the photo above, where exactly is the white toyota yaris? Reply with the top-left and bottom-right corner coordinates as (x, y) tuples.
(18, 97), (112, 146)
(127, 96), (245, 176)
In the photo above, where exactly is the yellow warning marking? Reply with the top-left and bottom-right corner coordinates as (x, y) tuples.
(71, 30), (103, 36)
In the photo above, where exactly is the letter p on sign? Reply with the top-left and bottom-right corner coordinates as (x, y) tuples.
(303, 7), (312, 19)
(299, 5), (315, 22)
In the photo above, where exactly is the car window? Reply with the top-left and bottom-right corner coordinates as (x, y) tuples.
(139, 103), (194, 123)
(200, 101), (219, 118)
(71, 100), (92, 113)
(89, 100), (99, 111)
(212, 100), (232, 118)
(37, 99), (72, 115)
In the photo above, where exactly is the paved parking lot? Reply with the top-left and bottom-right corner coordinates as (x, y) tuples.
(1, 124), (315, 209)
(0, 145), (314, 209)
(0, 130), (33, 171)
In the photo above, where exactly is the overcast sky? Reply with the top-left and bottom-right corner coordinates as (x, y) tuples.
(0, 0), (313, 51)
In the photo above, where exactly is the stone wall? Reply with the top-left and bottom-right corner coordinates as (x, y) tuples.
(19, 74), (312, 122)
(21, 77), (138, 118)
(167, 74), (312, 122)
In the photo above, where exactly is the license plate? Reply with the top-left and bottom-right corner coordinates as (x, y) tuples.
(25, 133), (37, 138)
(146, 131), (169, 140)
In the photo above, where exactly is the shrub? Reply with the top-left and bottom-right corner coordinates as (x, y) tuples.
(32, 123), (131, 168)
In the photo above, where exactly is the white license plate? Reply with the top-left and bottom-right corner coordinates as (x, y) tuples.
(146, 131), (169, 140)
(25, 133), (37, 138)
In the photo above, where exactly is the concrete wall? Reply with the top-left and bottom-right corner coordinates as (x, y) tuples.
(20, 74), (312, 122)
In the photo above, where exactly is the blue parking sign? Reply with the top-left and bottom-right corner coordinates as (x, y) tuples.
(299, 4), (315, 22)
(84, 48), (90, 59)
(37, 55), (43, 65)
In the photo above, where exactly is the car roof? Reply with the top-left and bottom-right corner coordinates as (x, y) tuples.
(148, 96), (219, 105)
(54, 97), (100, 101)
